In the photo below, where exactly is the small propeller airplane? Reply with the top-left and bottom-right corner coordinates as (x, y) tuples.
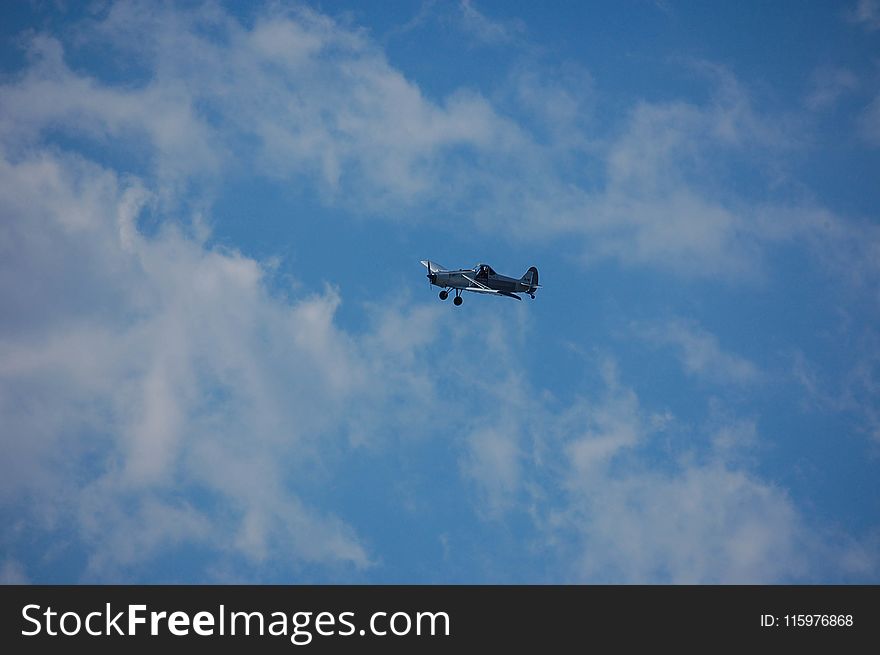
(421, 261), (541, 305)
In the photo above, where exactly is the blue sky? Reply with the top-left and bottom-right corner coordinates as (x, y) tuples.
(1, 0), (879, 583)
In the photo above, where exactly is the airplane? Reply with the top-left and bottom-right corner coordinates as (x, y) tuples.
(421, 260), (541, 305)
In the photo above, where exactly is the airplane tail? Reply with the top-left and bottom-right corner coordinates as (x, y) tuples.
(521, 266), (539, 294)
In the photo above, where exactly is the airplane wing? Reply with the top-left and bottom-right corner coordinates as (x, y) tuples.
(462, 275), (522, 300)
(461, 274), (489, 289)
(463, 287), (523, 300)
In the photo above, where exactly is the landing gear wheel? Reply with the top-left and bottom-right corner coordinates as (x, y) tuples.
(453, 296), (463, 306)
(439, 290), (448, 300)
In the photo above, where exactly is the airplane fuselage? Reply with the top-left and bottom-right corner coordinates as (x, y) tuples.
(422, 261), (540, 303)
(432, 269), (529, 294)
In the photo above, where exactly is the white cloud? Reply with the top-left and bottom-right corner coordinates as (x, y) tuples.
(0, 141), (460, 577)
(710, 416), (759, 456)
(848, 0), (880, 30)
(859, 94), (880, 146)
(562, 360), (642, 475)
(441, 349), (868, 582)
(791, 339), (880, 445)
(384, 1), (525, 47)
(565, 463), (810, 583)
(570, 65), (806, 279)
(1, 3), (515, 211)
(0, 560), (29, 584)
(442, 349), (878, 583)
(458, 0), (525, 45)
(533, 362), (875, 583)
(635, 318), (761, 386)
(0, 35), (220, 200)
(461, 426), (523, 515)
(508, 62), (595, 149)
(805, 67), (859, 111)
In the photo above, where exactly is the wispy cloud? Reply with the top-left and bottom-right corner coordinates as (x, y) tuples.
(859, 94), (880, 146)
(1, 3), (511, 211)
(634, 318), (761, 386)
(564, 461), (811, 583)
(528, 357), (871, 583)
(458, 0), (525, 45)
(791, 344), (880, 445)
(805, 66), (859, 111)
(0, 559), (29, 584)
(448, 353), (876, 582)
(848, 0), (880, 30)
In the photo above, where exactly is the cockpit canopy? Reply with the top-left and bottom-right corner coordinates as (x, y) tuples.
(474, 263), (496, 276)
